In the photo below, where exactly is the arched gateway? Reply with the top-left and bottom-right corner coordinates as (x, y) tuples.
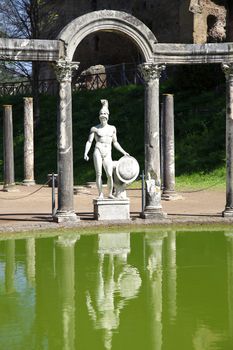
(1, 10), (233, 221)
(57, 10), (157, 62)
(54, 10), (165, 222)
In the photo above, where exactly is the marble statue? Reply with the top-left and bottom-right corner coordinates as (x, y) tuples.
(84, 99), (129, 199)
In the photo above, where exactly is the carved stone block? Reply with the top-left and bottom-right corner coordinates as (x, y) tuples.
(93, 198), (130, 220)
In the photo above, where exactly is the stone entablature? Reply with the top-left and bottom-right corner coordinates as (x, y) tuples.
(0, 38), (63, 62)
(153, 42), (233, 65)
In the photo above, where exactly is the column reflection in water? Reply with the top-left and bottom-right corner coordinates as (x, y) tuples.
(26, 238), (36, 286)
(225, 232), (233, 341)
(166, 231), (177, 322)
(145, 232), (167, 350)
(5, 240), (15, 294)
(55, 234), (80, 350)
(86, 233), (142, 350)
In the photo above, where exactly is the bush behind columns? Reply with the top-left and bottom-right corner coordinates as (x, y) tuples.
(0, 82), (226, 184)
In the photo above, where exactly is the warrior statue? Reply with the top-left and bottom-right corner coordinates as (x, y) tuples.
(84, 99), (129, 199)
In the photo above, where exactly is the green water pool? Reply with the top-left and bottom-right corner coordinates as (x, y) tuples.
(0, 229), (232, 349)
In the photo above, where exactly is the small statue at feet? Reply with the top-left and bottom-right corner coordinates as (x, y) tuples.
(84, 99), (129, 199)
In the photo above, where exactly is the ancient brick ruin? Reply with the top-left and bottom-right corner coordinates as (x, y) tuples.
(189, 0), (229, 43)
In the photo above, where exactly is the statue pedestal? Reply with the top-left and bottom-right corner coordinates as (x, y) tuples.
(93, 198), (130, 220)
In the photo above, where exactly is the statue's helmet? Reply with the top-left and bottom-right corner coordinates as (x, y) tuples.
(99, 99), (109, 119)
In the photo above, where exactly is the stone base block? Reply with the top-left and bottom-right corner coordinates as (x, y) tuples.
(162, 190), (183, 201)
(94, 198), (130, 220)
(141, 206), (167, 219)
(222, 208), (233, 217)
(53, 210), (80, 223)
(3, 184), (19, 192)
(23, 179), (36, 186)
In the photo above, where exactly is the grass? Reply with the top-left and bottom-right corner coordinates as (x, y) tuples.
(175, 166), (226, 191)
(130, 166), (226, 191)
(0, 80), (227, 189)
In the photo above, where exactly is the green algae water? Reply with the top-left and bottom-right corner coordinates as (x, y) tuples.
(0, 230), (232, 350)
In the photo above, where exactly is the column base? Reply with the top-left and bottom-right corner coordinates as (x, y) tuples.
(222, 207), (233, 217)
(3, 184), (19, 192)
(23, 179), (36, 186)
(94, 198), (130, 220)
(162, 190), (183, 201)
(141, 206), (167, 219)
(53, 210), (80, 223)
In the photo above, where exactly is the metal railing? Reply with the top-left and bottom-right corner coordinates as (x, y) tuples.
(0, 63), (144, 96)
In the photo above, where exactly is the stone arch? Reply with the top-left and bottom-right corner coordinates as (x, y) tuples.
(57, 10), (158, 63)
(54, 10), (165, 223)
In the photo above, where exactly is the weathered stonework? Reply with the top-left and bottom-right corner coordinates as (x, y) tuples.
(153, 43), (233, 65)
(54, 60), (80, 82)
(189, 0), (227, 44)
(138, 63), (167, 219)
(23, 98), (35, 186)
(222, 63), (233, 217)
(3, 105), (16, 192)
(53, 60), (80, 223)
(57, 10), (157, 63)
(79, 64), (106, 89)
(161, 94), (181, 201)
(0, 38), (63, 62)
(94, 198), (130, 220)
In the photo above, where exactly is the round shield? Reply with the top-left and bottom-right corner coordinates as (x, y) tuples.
(115, 156), (140, 184)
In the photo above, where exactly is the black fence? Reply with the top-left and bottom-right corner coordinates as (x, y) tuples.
(0, 63), (144, 97)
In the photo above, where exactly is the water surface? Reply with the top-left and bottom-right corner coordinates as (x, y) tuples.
(0, 230), (232, 350)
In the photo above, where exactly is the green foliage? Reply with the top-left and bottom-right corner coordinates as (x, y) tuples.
(164, 65), (225, 93)
(176, 167), (226, 190)
(0, 83), (226, 187)
(174, 89), (225, 174)
(72, 85), (144, 184)
(0, 86), (144, 184)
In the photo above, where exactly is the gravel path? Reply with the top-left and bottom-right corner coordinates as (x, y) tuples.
(0, 184), (230, 234)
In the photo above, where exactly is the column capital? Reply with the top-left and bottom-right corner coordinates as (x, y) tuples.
(54, 59), (80, 82)
(222, 63), (233, 79)
(138, 63), (166, 83)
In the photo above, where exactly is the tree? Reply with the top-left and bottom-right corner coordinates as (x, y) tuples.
(0, 0), (60, 123)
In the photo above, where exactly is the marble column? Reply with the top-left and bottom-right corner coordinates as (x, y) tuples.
(145, 232), (167, 350)
(222, 63), (233, 217)
(161, 94), (180, 200)
(138, 63), (166, 219)
(23, 97), (35, 185)
(166, 231), (177, 321)
(3, 105), (16, 192)
(26, 238), (36, 286)
(53, 60), (80, 223)
(56, 234), (80, 350)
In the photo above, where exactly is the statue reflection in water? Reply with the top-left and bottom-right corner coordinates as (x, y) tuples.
(86, 233), (141, 350)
